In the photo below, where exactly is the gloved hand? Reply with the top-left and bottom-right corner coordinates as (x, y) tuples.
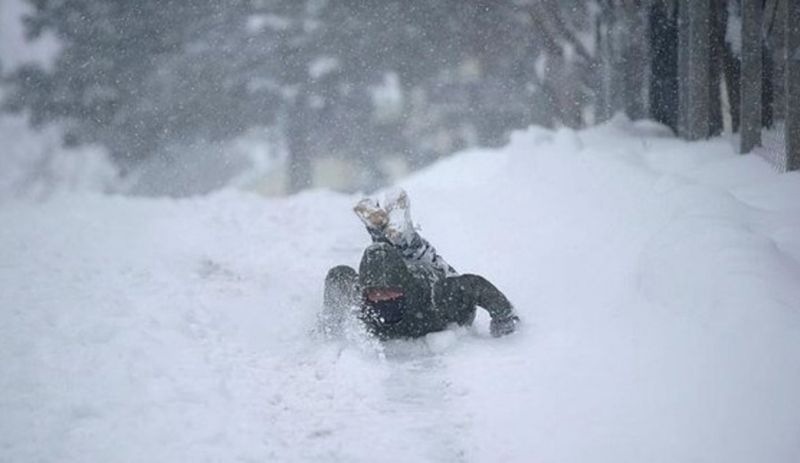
(490, 314), (520, 337)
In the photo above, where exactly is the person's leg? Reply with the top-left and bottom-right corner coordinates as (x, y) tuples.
(319, 265), (359, 336)
(354, 189), (457, 277)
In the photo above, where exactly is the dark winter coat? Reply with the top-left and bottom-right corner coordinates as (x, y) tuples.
(321, 243), (518, 339)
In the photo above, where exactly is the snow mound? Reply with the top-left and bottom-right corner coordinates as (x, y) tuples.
(2, 119), (800, 462)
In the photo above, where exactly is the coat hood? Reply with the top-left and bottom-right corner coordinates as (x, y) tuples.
(357, 243), (430, 330)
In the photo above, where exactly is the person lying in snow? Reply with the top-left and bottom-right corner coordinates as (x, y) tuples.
(320, 189), (520, 340)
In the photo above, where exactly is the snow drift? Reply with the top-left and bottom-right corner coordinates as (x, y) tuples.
(2, 118), (800, 462)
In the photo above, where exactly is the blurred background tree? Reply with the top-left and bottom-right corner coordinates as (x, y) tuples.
(2, 0), (798, 196)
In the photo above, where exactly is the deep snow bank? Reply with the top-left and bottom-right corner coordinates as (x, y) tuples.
(2, 119), (800, 462)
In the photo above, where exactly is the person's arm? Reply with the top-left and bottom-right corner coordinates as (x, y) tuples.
(449, 274), (520, 337)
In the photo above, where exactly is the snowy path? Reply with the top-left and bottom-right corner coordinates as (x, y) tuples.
(2, 120), (800, 462)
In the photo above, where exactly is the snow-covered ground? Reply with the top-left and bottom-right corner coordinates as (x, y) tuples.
(2, 118), (800, 462)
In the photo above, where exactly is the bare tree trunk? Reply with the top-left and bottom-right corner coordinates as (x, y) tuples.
(678, 0), (690, 132)
(679, 0), (711, 140)
(595, 16), (614, 123)
(786, 0), (800, 171)
(554, 53), (583, 129)
(762, 43), (775, 128)
(723, 42), (741, 133)
(286, 95), (314, 193)
(708, 0), (724, 137)
(623, 6), (647, 120)
(529, 1), (593, 128)
(762, 0), (781, 128)
(741, 0), (763, 153)
(649, 0), (679, 132)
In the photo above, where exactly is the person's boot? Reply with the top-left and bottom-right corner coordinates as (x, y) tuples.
(353, 197), (388, 233)
(381, 188), (415, 247)
(353, 190), (416, 246)
(355, 189), (457, 277)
